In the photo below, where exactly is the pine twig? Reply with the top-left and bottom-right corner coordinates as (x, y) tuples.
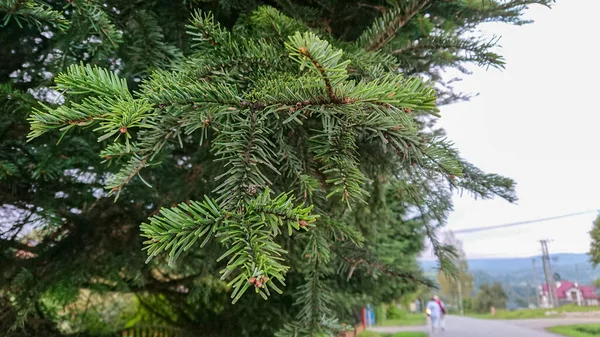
(367, 0), (431, 52)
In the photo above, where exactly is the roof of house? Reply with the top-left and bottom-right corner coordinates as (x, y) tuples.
(542, 281), (599, 300)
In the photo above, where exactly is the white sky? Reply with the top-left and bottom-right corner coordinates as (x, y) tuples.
(430, 0), (600, 259)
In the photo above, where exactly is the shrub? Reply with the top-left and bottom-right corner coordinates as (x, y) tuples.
(387, 305), (407, 319)
(375, 304), (387, 324)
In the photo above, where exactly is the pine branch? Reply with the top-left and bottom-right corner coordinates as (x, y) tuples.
(140, 70), (240, 107)
(141, 189), (317, 303)
(286, 32), (350, 103)
(359, 0), (431, 52)
(310, 116), (369, 207)
(0, 0), (69, 31)
(334, 244), (435, 287)
(123, 10), (184, 76)
(186, 9), (231, 48)
(54, 63), (131, 98)
(140, 197), (224, 265)
(249, 5), (310, 41)
(393, 35), (505, 69)
(295, 228), (334, 334)
(103, 113), (182, 197)
(69, 0), (122, 49)
(452, 160), (517, 202)
(212, 110), (279, 208)
(217, 189), (317, 303)
(27, 64), (154, 144)
(0, 160), (18, 179)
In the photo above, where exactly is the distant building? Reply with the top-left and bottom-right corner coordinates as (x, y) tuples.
(539, 281), (599, 307)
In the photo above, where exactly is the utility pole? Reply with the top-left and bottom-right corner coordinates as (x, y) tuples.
(532, 258), (540, 307)
(576, 264), (580, 284)
(540, 240), (558, 308)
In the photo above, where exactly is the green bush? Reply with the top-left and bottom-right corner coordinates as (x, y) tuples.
(387, 305), (407, 319)
(463, 298), (473, 312)
(375, 304), (387, 324)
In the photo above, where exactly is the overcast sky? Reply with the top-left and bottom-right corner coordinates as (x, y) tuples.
(429, 0), (600, 259)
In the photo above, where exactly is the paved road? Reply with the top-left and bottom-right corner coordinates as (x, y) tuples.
(369, 316), (574, 336)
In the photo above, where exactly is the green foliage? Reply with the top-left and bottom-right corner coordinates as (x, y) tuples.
(468, 304), (600, 320)
(141, 189), (317, 303)
(0, 0), (69, 30)
(1, 0), (551, 336)
(387, 305), (407, 320)
(589, 214), (600, 266)
(548, 324), (600, 337)
(375, 304), (387, 324)
(473, 282), (508, 313)
(378, 313), (426, 327)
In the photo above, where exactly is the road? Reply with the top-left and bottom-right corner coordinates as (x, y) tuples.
(369, 316), (598, 336)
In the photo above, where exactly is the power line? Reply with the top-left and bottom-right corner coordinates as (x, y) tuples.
(453, 209), (599, 235)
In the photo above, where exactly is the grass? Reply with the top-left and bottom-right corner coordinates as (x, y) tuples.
(465, 304), (600, 320)
(357, 332), (427, 337)
(548, 324), (600, 337)
(377, 313), (426, 327)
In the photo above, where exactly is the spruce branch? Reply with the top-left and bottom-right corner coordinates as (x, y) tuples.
(186, 9), (230, 48)
(140, 197), (225, 266)
(295, 229), (334, 333)
(140, 70), (240, 107)
(286, 32), (350, 103)
(359, 0), (431, 51)
(452, 160), (517, 202)
(393, 35), (505, 69)
(124, 10), (184, 75)
(27, 64), (156, 144)
(218, 189), (317, 303)
(310, 117), (369, 207)
(104, 113), (182, 197)
(0, 0), (69, 30)
(55, 63), (131, 98)
(249, 5), (310, 41)
(142, 188), (317, 303)
(213, 110), (279, 208)
(69, 0), (122, 48)
(334, 244), (435, 287)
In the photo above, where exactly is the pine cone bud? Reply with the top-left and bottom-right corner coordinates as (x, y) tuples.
(299, 46), (308, 55)
(247, 185), (257, 195)
(119, 126), (127, 134)
(249, 277), (257, 284)
(298, 220), (308, 227)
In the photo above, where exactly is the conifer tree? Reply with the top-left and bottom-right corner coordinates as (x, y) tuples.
(2, 1), (552, 336)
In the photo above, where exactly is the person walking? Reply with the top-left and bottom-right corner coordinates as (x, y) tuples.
(433, 295), (446, 331)
(426, 296), (443, 334)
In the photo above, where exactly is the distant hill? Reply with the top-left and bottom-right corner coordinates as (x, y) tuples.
(419, 253), (599, 309)
(420, 253), (594, 278)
